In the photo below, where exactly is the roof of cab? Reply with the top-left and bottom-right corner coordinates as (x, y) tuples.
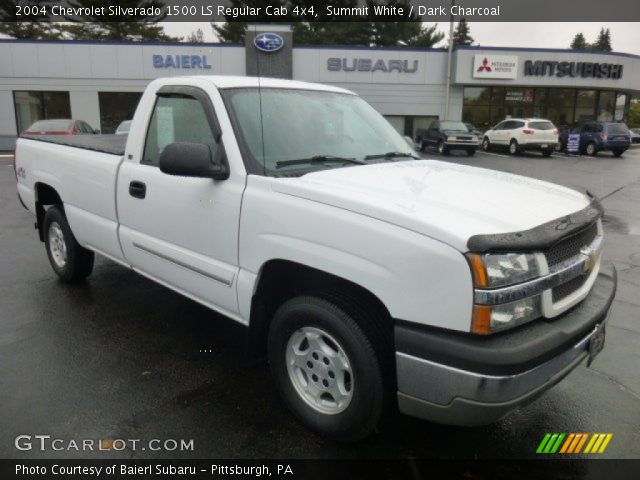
(179, 75), (356, 95)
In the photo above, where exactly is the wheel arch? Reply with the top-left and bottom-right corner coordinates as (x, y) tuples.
(34, 182), (64, 242)
(247, 259), (392, 360)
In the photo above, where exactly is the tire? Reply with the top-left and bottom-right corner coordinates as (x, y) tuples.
(482, 137), (491, 151)
(509, 139), (520, 156)
(43, 205), (94, 283)
(466, 149), (476, 157)
(420, 141), (427, 152)
(267, 295), (389, 442)
(612, 149), (624, 157)
(437, 140), (449, 155)
(542, 148), (553, 157)
(585, 142), (597, 156)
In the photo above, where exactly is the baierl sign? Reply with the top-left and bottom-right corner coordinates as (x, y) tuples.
(473, 55), (518, 79)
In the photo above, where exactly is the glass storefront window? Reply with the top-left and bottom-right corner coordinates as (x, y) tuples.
(462, 105), (491, 132)
(463, 87), (492, 106)
(13, 91), (71, 134)
(98, 92), (143, 134)
(547, 89), (575, 128)
(615, 93), (627, 121)
(629, 96), (640, 128)
(533, 88), (548, 118)
(597, 91), (616, 122)
(575, 90), (597, 122)
(491, 87), (505, 107)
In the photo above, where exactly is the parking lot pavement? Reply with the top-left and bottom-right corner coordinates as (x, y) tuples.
(1, 150), (639, 460)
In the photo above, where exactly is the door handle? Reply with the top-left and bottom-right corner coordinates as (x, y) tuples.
(129, 181), (146, 199)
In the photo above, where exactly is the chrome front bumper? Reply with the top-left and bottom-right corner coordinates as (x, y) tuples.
(395, 265), (616, 426)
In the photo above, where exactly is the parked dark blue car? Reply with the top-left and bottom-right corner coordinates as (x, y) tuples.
(560, 121), (631, 157)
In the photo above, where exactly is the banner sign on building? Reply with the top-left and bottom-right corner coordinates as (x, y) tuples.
(473, 55), (518, 79)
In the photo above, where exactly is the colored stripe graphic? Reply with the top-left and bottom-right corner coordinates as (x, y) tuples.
(538, 433), (613, 454)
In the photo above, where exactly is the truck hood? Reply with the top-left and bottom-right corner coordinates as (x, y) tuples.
(271, 160), (591, 251)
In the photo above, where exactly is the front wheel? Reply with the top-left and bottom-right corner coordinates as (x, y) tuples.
(437, 141), (449, 155)
(509, 140), (520, 156)
(44, 205), (94, 283)
(482, 137), (491, 151)
(267, 296), (388, 442)
(466, 149), (476, 157)
(585, 142), (598, 156)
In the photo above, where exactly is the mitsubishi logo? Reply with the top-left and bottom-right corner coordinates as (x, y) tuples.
(477, 57), (492, 73)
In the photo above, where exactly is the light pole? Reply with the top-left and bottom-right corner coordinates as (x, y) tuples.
(444, 0), (456, 120)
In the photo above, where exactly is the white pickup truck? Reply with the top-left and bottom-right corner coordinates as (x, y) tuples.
(15, 76), (616, 441)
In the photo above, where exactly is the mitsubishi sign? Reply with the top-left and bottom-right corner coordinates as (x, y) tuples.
(473, 55), (518, 79)
(524, 60), (623, 79)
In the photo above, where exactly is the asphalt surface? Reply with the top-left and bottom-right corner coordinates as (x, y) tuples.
(0, 147), (639, 461)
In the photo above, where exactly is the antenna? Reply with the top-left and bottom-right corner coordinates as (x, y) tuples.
(254, 25), (267, 177)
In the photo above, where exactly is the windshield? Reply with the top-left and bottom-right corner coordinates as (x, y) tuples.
(222, 88), (414, 174)
(606, 123), (630, 134)
(440, 121), (469, 132)
(27, 119), (72, 132)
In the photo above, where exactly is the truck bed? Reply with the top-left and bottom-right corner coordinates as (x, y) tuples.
(21, 134), (126, 156)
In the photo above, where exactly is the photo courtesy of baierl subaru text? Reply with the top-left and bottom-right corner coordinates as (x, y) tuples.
(1, 0), (639, 478)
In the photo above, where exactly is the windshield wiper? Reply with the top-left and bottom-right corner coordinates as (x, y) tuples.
(276, 155), (366, 169)
(364, 151), (419, 160)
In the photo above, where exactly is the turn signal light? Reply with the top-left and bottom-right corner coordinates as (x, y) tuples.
(466, 253), (488, 287)
(471, 305), (492, 334)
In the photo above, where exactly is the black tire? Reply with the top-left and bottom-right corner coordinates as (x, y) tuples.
(43, 205), (94, 283)
(482, 137), (491, 151)
(612, 149), (624, 157)
(437, 140), (449, 155)
(509, 139), (520, 156)
(585, 142), (598, 156)
(466, 149), (476, 156)
(267, 295), (389, 442)
(420, 140), (427, 152)
(542, 148), (553, 157)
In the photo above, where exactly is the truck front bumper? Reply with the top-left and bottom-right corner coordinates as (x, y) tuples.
(395, 263), (616, 426)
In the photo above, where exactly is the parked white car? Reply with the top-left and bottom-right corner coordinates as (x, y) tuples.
(482, 118), (559, 156)
(14, 76), (615, 441)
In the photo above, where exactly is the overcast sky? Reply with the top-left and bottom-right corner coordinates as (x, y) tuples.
(163, 22), (640, 55)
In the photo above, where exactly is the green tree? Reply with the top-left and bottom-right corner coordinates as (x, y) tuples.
(452, 18), (473, 46)
(0, 0), (65, 39)
(570, 32), (588, 50)
(592, 27), (612, 51)
(187, 28), (205, 43)
(60, 0), (180, 41)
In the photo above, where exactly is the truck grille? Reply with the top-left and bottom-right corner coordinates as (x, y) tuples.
(545, 222), (598, 303)
(545, 222), (598, 267)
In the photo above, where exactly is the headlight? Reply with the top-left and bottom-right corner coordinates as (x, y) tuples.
(472, 295), (542, 334)
(471, 136), (478, 142)
(467, 253), (541, 288)
(467, 253), (543, 334)
(447, 136), (456, 142)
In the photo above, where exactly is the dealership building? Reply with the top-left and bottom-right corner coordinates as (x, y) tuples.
(1, 24), (640, 149)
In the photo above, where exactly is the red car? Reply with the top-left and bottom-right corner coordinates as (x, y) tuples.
(22, 119), (98, 136)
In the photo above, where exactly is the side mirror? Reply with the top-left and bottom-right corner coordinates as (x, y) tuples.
(159, 142), (229, 180)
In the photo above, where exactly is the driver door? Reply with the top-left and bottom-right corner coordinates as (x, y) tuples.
(116, 86), (244, 315)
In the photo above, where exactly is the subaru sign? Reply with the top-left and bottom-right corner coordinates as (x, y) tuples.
(254, 33), (284, 53)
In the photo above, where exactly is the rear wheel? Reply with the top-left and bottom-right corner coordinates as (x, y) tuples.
(612, 149), (624, 157)
(585, 142), (598, 156)
(267, 295), (389, 442)
(542, 148), (553, 157)
(509, 139), (520, 155)
(43, 205), (94, 283)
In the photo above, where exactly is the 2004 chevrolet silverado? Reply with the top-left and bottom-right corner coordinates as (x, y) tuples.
(14, 76), (616, 441)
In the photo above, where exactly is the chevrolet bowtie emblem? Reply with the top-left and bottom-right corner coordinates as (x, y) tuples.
(581, 247), (598, 273)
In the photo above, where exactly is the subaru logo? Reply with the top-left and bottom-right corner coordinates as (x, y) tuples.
(254, 33), (284, 53)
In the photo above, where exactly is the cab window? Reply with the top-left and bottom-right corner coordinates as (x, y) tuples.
(142, 94), (219, 167)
